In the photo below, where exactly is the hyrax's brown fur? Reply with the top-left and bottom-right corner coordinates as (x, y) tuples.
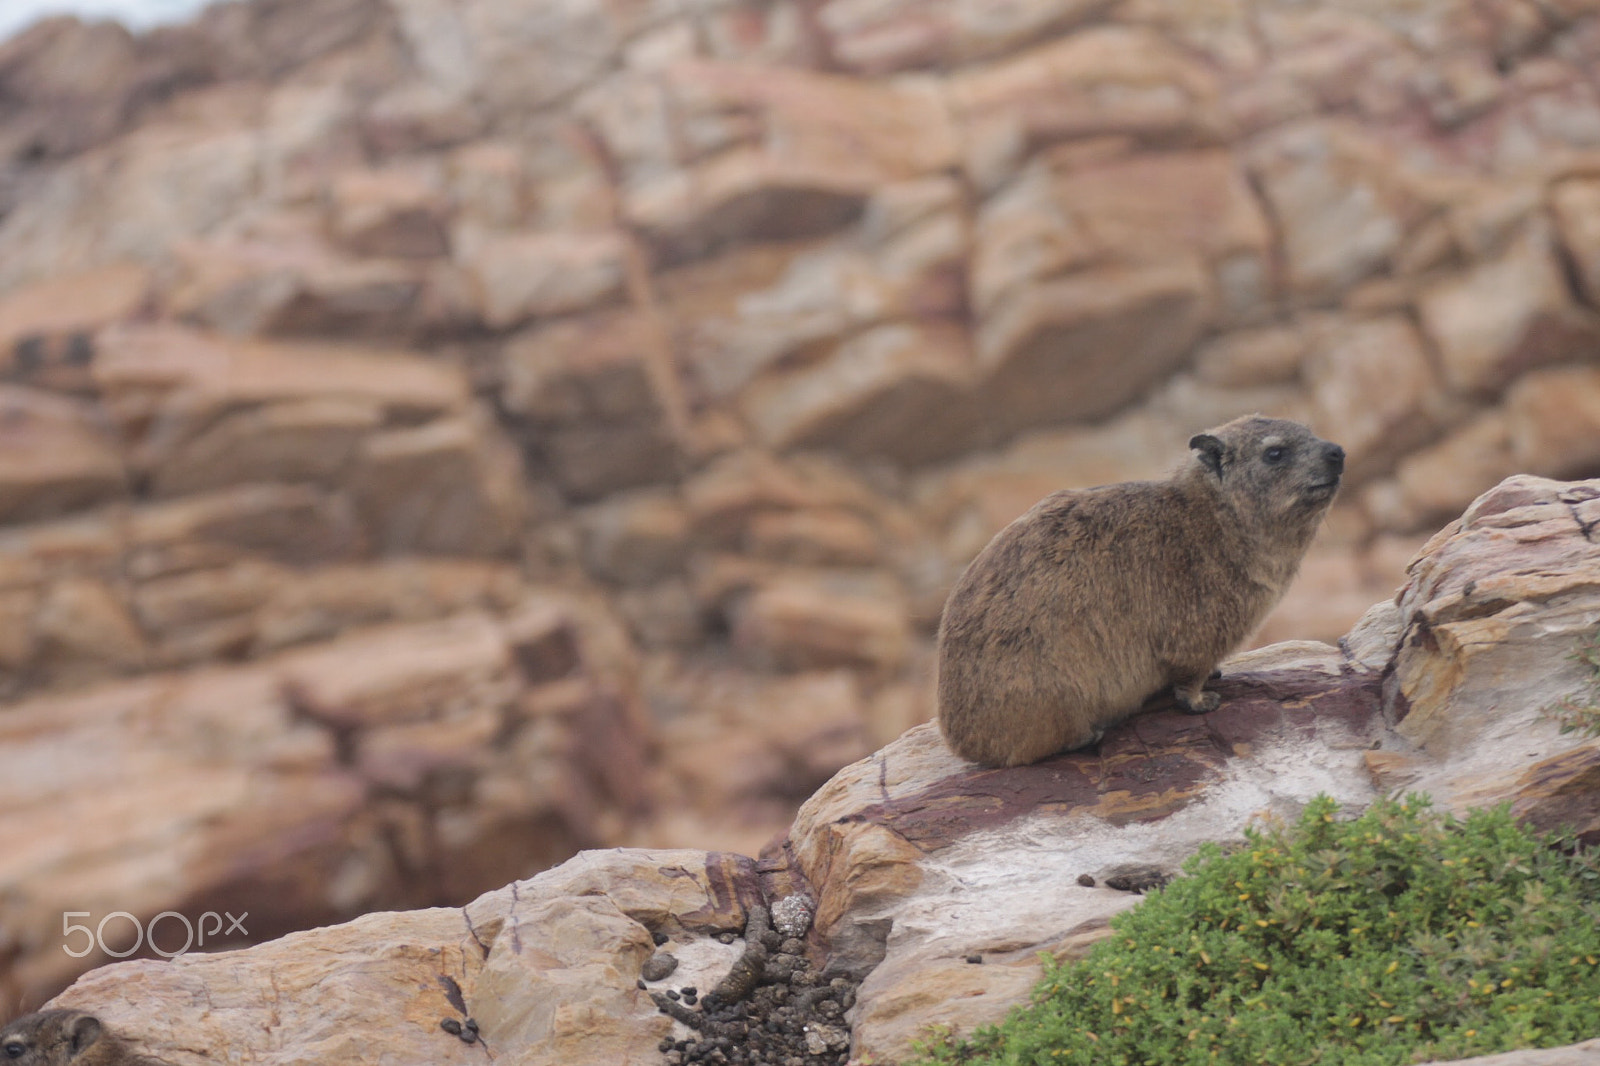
(937, 416), (1345, 768)
(0, 1011), (154, 1066)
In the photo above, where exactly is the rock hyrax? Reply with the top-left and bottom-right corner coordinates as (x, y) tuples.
(0, 1011), (153, 1066)
(937, 416), (1344, 767)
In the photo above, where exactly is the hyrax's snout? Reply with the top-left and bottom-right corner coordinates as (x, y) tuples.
(1292, 437), (1345, 505)
(1322, 442), (1346, 473)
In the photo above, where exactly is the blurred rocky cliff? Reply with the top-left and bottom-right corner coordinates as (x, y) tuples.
(3, 0), (1600, 1016)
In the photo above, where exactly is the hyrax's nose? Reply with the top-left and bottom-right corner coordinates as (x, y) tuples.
(1324, 442), (1346, 473)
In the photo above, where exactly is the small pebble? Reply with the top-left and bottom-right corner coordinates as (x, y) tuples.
(681, 986), (697, 996)
(654, 931), (670, 946)
(1077, 873), (1096, 887)
(965, 954), (983, 964)
(439, 1018), (462, 1035)
(666, 989), (681, 1001)
(641, 951), (679, 982)
(637, 978), (647, 990)
(463, 1019), (478, 1034)
(717, 931), (737, 945)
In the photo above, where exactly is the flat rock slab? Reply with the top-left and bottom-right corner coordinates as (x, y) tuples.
(52, 850), (761, 1066)
(770, 641), (1387, 1059)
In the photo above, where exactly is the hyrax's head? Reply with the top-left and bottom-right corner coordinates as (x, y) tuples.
(1, 1010), (107, 1066)
(1186, 416), (1344, 534)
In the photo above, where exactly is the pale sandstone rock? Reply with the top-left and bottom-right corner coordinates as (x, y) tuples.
(1418, 221), (1600, 394)
(1251, 534), (1430, 648)
(1248, 120), (1424, 299)
(1418, 1041), (1600, 1066)
(151, 397), (381, 497)
(682, 450), (886, 547)
(622, 62), (958, 258)
(615, 579), (703, 649)
(131, 558), (284, 638)
(1551, 176), (1600, 306)
(0, 386), (127, 524)
(976, 259), (1211, 430)
(446, 140), (531, 229)
(127, 484), (363, 574)
(457, 228), (627, 329)
(0, 114), (266, 291)
(283, 614), (511, 729)
(730, 574), (912, 672)
(948, 26), (1224, 189)
(541, 420), (685, 503)
(3, 594), (653, 1010)
(650, 663), (874, 825)
(1381, 477), (1600, 816)
(741, 321), (983, 465)
(745, 508), (883, 567)
(1191, 323), (1310, 388)
(33, 575), (146, 676)
(0, 261), (149, 355)
(362, 80), (488, 155)
(820, 0), (1115, 73)
(1505, 364), (1600, 479)
(1304, 314), (1440, 482)
(501, 311), (685, 500)
(501, 312), (670, 425)
(681, 215), (967, 403)
(122, 558), (523, 666)
(94, 324), (470, 448)
(348, 413), (526, 557)
(0, 0), (394, 287)
(46, 849), (758, 1066)
(0, 18), (147, 162)
(1147, 371), (1312, 436)
(0, 510), (122, 590)
(1051, 149), (1273, 319)
(386, 0), (661, 122)
(0, 586), (38, 673)
(253, 560), (524, 652)
(166, 226), (429, 339)
(326, 167), (452, 260)
(576, 489), (692, 585)
(1388, 409), (1520, 529)
(968, 159), (1099, 317)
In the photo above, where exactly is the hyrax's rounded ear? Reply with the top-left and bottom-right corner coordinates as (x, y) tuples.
(67, 1014), (103, 1058)
(1189, 433), (1225, 478)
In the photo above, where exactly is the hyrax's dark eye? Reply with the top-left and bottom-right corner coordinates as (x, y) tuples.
(1263, 446), (1286, 463)
(4, 1041), (25, 1059)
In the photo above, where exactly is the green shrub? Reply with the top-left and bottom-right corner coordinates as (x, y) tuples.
(914, 795), (1600, 1066)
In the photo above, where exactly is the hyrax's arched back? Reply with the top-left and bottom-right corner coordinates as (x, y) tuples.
(936, 416), (1344, 768)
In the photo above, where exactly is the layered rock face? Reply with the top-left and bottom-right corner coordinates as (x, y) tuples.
(39, 477), (1600, 1062)
(4, 0), (1600, 1019)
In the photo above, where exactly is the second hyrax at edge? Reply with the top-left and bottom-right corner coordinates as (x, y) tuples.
(936, 415), (1345, 768)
